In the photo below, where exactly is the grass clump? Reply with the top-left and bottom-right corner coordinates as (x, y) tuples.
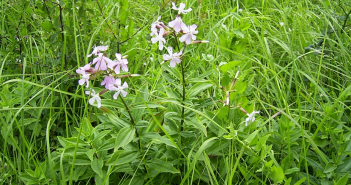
(1, 0), (351, 184)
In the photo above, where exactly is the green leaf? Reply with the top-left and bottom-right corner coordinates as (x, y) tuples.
(131, 102), (164, 109)
(336, 157), (351, 172)
(270, 166), (285, 183)
(147, 159), (180, 174)
(86, 149), (95, 161)
(181, 137), (218, 184)
(41, 22), (53, 32)
(189, 82), (213, 97)
(81, 117), (94, 137)
(128, 19), (134, 36)
(284, 167), (300, 175)
(245, 130), (259, 144)
(107, 112), (130, 129)
(91, 157), (104, 178)
(219, 61), (242, 73)
(324, 162), (337, 173)
(106, 150), (139, 166)
(119, 0), (129, 24)
(185, 116), (207, 137)
(114, 127), (135, 150)
(293, 177), (306, 185)
(336, 173), (349, 185)
(98, 138), (115, 151)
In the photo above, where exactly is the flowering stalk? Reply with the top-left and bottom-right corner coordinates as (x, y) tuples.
(150, 2), (208, 132)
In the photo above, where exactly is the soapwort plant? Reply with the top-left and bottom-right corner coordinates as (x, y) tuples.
(59, 2), (262, 184)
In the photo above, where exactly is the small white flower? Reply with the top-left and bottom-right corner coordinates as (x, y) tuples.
(245, 111), (260, 126)
(179, 24), (198, 44)
(239, 8), (243, 12)
(87, 45), (108, 57)
(85, 89), (101, 108)
(109, 78), (128, 99)
(172, 2), (192, 15)
(163, 47), (182, 67)
(151, 16), (163, 36)
(168, 17), (186, 33)
(279, 22), (284, 26)
(78, 73), (90, 88)
(151, 28), (166, 50)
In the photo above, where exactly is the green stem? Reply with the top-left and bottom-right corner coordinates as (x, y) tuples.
(119, 94), (147, 172)
(172, 32), (187, 132)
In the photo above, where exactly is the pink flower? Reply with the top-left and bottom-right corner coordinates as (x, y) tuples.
(101, 75), (115, 89)
(78, 73), (90, 88)
(108, 53), (128, 74)
(172, 2), (192, 15)
(87, 45), (108, 57)
(179, 24), (198, 44)
(168, 17), (186, 33)
(151, 28), (166, 50)
(85, 89), (101, 108)
(92, 53), (113, 71)
(76, 63), (91, 75)
(163, 47), (182, 67)
(109, 78), (128, 99)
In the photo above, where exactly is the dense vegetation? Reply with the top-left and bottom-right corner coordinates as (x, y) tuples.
(1, 0), (351, 184)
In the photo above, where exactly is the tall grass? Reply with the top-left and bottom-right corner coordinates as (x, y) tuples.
(1, 0), (350, 184)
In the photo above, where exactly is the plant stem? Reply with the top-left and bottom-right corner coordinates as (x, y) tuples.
(172, 33), (187, 131)
(118, 94), (147, 173)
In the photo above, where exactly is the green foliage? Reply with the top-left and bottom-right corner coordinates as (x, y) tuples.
(1, 0), (351, 184)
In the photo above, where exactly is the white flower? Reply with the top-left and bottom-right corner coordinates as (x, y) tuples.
(109, 78), (128, 99)
(108, 53), (128, 74)
(172, 2), (192, 15)
(239, 8), (243, 12)
(87, 45), (108, 57)
(92, 53), (113, 71)
(168, 17), (186, 33)
(151, 16), (163, 36)
(85, 89), (101, 108)
(179, 24), (198, 44)
(279, 22), (284, 26)
(245, 111), (260, 126)
(78, 73), (90, 88)
(163, 47), (182, 67)
(151, 28), (166, 50)
(76, 63), (91, 75)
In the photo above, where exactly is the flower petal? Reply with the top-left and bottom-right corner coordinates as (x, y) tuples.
(163, 54), (171, 60)
(121, 90), (128, 97)
(89, 97), (95, 106)
(113, 91), (120, 99)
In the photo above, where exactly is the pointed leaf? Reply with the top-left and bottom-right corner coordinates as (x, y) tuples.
(114, 127), (135, 150)
(189, 82), (213, 97)
(91, 157), (103, 178)
(106, 150), (139, 166)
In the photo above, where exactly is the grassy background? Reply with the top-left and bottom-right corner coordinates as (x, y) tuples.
(1, 0), (351, 184)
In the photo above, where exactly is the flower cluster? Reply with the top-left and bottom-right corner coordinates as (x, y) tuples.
(150, 2), (208, 67)
(76, 46), (132, 108)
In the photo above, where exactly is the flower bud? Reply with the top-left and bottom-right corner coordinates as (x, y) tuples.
(117, 74), (140, 78)
(190, 40), (210, 44)
(163, 31), (172, 37)
(160, 23), (170, 30)
(99, 89), (109, 95)
(238, 106), (248, 114)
